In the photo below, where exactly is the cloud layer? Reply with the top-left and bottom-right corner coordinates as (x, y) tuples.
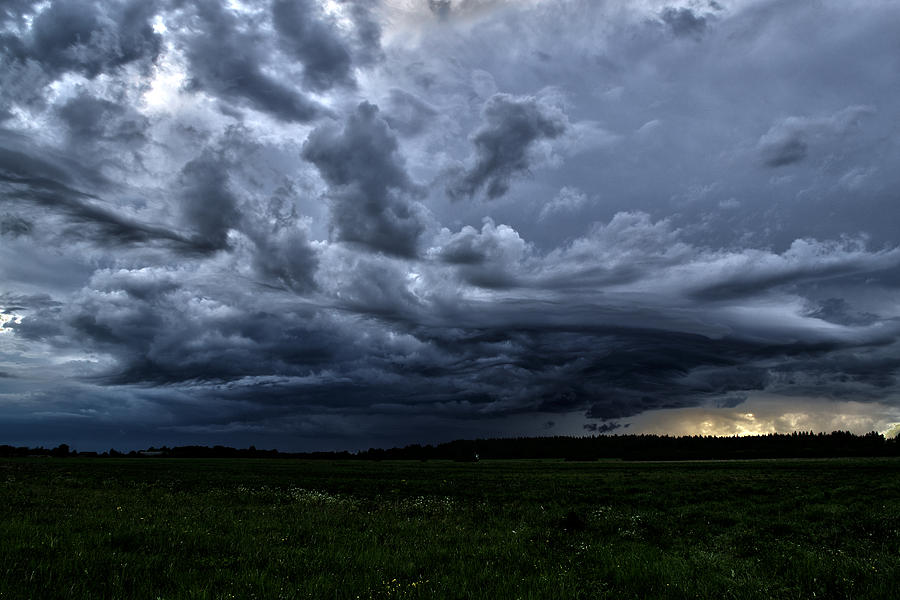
(2, 0), (900, 450)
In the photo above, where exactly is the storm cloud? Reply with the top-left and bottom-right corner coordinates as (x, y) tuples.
(303, 101), (427, 257)
(2, 0), (900, 451)
(9, 0), (161, 78)
(179, 0), (322, 122)
(449, 93), (568, 200)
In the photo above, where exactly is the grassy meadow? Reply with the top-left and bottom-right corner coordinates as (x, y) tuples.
(0, 457), (898, 599)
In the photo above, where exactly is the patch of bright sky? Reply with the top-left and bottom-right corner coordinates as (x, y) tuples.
(226, 0), (252, 14)
(151, 14), (167, 34)
(321, 0), (355, 31)
(0, 313), (20, 334)
(622, 392), (900, 438)
(140, 44), (187, 114)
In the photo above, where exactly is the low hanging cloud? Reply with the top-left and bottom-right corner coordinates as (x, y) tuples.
(272, 0), (355, 91)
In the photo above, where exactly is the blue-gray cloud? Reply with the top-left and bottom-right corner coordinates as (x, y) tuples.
(2, 0), (161, 79)
(2, 0), (900, 450)
(303, 101), (427, 257)
(449, 93), (568, 199)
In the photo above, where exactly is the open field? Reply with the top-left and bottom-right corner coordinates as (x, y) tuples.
(1, 458), (898, 599)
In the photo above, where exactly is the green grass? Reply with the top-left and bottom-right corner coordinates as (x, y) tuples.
(1, 458), (898, 599)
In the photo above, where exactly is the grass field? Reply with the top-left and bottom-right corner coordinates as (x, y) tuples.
(1, 457), (898, 599)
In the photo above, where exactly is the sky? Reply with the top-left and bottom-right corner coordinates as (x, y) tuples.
(1, 0), (900, 452)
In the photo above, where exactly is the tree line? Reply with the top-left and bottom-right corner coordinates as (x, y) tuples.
(1, 430), (898, 461)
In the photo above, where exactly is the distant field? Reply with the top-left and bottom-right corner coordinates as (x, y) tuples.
(1, 458), (898, 599)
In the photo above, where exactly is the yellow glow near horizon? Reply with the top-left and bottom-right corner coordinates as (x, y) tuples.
(622, 394), (900, 438)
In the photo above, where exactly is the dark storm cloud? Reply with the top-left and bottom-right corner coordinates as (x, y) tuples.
(808, 298), (879, 327)
(509, 328), (765, 420)
(179, 323), (759, 422)
(58, 94), (120, 141)
(9, 250), (900, 445)
(56, 92), (148, 146)
(14, 275), (352, 389)
(11, 231), (838, 423)
(10, 183), (186, 247)
(177, 153), (240, 252)
(0, 132), (212, 251)
(449, 93), (568, 200)
(660, 7), (707, 38)
(1, 0), (161, 79)
(761, 343), (900, 401)
(343, 0), (383, 65)
(0, 129), (101, 186)
(0, 213), (30, 236)
(761, 133), (806, 167)
(181, 0), (321, 122)
(250, 229), (318, 293)
(4, 0), (900, 450)
(0, 292), (61, 312)
(272, 0), (382, 90)
(272, 0), (354, 91)
(303, 101), (427, 257)
(244, 199), (319, 295)
(584, 422), (622, 433)
(0, 146), (184, 248)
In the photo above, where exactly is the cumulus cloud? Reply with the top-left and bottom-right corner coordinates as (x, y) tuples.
(660, 7), (708, 39)
(56, 91), (148, 147)
(177, 154), (241, 252)
(272, 0), (355, 91)
(181, 0), (322, 122)
(448, 93), (568, 199)
(0, 213), (31, 237)
(24, 0), (160, 77)
(245, 221), (319, 294)
(303, 101), (427, 257)
(430, 218), (529, 288)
